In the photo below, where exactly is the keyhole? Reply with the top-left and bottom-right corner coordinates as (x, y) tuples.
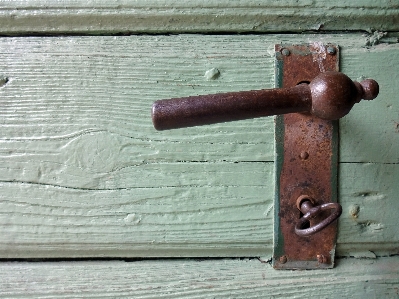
(297, 80), (311, 85)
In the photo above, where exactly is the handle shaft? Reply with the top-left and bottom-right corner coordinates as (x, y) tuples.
(152, 84), (311, 130)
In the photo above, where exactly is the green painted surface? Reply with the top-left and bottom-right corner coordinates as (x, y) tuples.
(0, 1), (397, 34)
(0, 34), (397, 258)
(338, 163), (399, 257)
(0, 1), (397, 296)
(0, 257), (398, 298)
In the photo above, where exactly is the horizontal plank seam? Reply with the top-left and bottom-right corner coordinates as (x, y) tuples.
(0, 180), (268, 191)
(1, 5), (398, 9)
(0, 257), (267, 263)
(1, 30), (399, 38)
(0, 254), (397, 263)
(337, 253), (399, 259)
(340, 161), (399, 165)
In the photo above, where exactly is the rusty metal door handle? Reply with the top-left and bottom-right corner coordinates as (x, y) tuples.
(152, 54), (379, 270)
(295, 195), (342, 237)
(152, 70), (378, 236)
(152, 71), (379, 131)
(152, 70), (378, 237)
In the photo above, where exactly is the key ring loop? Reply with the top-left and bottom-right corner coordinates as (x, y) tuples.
(295, 196), (342, 237)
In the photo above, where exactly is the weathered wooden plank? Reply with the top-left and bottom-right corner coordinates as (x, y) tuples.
(0, 34), (398, 257)
(0, 1), (397, 34)
(338, 163), (399, 257)
(0, 257), (398, 298)
(0, 35), (397, 164)
(2, 163), (398, 258)
(0, 35), (274, 258)
(340, 44), (399, 164)
(0, 163), (274, 258)
(0, 35), (274, 163)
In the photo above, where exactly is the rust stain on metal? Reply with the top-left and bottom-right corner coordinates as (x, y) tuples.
(274, 44), (339, 269)
(279, 113), (337, 265)
(152, 83), (312, 130)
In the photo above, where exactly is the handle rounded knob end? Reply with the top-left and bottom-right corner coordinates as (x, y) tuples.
(358, 79), (379, 101)
(309, 71), (379, 120)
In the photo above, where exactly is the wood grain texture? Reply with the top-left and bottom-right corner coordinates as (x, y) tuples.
(0, 1), (398, 34)
(0, 34), (398, 257)
(0, 257), (398, 298)
(0, 35), (274, 258)
(338, 163), (399, 257)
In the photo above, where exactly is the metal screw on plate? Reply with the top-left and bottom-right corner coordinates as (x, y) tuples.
(281, 48), (290, 56)
(300, 151), (309, 160)
(279, 255), (288, 264)
(327, 46), (336, 55)
(317, 254), (328, 264)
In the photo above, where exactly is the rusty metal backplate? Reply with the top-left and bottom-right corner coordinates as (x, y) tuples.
(273, 44), (339, 269)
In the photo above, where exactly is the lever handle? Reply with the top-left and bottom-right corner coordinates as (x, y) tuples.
(152, 71), (379, 130)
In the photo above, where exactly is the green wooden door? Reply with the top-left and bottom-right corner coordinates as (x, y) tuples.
(0, 1), (398, 297)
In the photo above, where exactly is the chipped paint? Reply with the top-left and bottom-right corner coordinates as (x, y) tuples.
(204, 68), (221, 80)
(310, 42), (327, 72)
(349, 204), (360, 219)
(365, 30), (388, 47)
